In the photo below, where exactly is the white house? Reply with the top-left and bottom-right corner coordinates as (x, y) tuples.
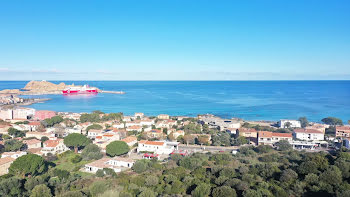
(87, 129), (104, 139)
(171, 130), (185, 139)
(140, 119), (155, 126)
(278, 120), (301, 128)
(293, 129), (324, 141)
(126, 125), (143, 132)
(157, 114), (170, 120)
(23, 139), (42, 149)
(134, 112), (144, 119)
(125, 120), (141, 127)
(84, 157), (135, 173)
(137, 140), (179, 155)
(41, 139), (69, 155)
(113, 122), (125, 129)
(258, 131), (293, 145)
(1, 151), (27, 159)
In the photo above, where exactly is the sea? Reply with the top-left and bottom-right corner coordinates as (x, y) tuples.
(0, 81), (349, 123)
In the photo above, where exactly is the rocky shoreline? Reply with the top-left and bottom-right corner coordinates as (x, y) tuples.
(0, 80), (125, 95)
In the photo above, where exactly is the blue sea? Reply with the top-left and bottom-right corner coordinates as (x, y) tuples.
(0, 81), (349, 122)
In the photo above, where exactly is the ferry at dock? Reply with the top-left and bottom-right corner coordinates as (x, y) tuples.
(62, 85), (98, 94)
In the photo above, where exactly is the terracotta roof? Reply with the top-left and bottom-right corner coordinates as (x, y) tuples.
(127, 125), (142, 129)
(44, 139), (63, 147)
(121, 136), (137, 143)
(111, 157), (134, 163)
(294, 129), (323, 134)
(23, 139), (41, 145)
(272, 132), (293, 138)
(28, 122), (41, 126)
(0, 157), (15, 165)
(336, 126), (350, 131)
(138, 140), (164, 146)
(27, 148), (42, 154)
(258, 131), (272, 138)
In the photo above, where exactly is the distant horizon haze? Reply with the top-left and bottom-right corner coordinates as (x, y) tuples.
(0, 0), (349, 80)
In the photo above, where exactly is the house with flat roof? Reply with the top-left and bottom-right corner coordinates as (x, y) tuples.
(293, 129), (324, 141)
(278, 119), (301, 128)
(137, 140), (179, 155)
(84, 157), (135, 173)
(258, 131), (293, 145)
(336, 126), (350, 139)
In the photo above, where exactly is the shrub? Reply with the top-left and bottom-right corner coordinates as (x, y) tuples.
(70, 155), (82, 163)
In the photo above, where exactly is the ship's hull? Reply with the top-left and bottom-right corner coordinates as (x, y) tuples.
(62, 89), (98, 94)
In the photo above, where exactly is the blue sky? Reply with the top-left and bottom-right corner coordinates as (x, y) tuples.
(0, 0), (349, 80)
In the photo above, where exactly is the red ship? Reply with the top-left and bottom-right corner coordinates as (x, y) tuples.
(62, 85), (98, 94)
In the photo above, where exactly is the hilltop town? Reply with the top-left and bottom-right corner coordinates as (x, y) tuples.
(0, 107), (350, 196)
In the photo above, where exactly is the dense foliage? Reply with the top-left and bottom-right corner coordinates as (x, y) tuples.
(63, 133), (91, 153)
(9, 154), (47, 177)
(42, 116), (64, 127)
(1, 146), (350, 197)
(106, 141), (130, 157)
(81, 144), (103, 160)
(86, 124), (103, 132)
(8, 127), (26, 138)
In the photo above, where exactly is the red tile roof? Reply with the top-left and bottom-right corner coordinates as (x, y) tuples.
(121, 136), (137, 143)
(44, 139), (63, 147)
(139, 140), (164, 146)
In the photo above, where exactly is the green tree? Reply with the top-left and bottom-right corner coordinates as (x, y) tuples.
(30, 184), (52, 197)
(42, 116), (63, 127)
(63, 133), (91, 153)
(86, 124), (103, 132)
(81, 144), (103, 160)
(9, 154), (47, 177)
(298, 117), (309, 128)
(0, 177), (23, 197)
(234, 136), (248, 146)
(284, 122), (292, 128)
(212, 186), (237, 197)
(139, 188), (156, 197)
(321, 117), (343, 126)
(70, 155), (82, 163)
(89, 180), (110, 197)
(80, 113), (100, 123)
(192, 183), (211, 197)
(132, 160), (148, 173)
(106, 141), (130, 157)
(319, 166), (342, 185)
(8, 127), (25, 137)
(145, 175), (159, 186)
(275, 140), (292, 151)
(4, 139), (25, 152)
(40, 136), (49, 143)
(279, 169), (298, 183)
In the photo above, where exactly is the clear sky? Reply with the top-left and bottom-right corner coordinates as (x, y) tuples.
(0, 0), (349, 80)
